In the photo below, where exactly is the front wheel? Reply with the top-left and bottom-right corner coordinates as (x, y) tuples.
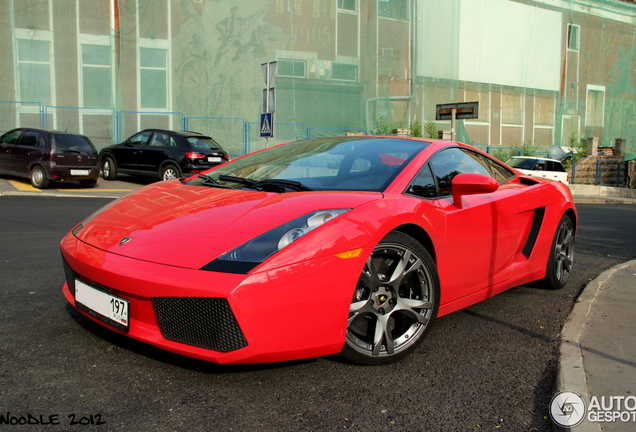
(30, 166), (49, 189)
(544, 214), (575, 290)
(341, 231), (440, 365)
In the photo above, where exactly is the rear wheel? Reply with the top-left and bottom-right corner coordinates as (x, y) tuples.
(341, 231), (440, 365)
(544, 214), (575, 290)
(161, 164), (180, 181)
(30, 166), (49, 189)
(102, 156), (117, 180)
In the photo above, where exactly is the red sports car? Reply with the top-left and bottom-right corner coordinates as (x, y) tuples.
(61, 137), (576, 365)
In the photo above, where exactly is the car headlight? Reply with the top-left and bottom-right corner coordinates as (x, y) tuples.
(201, 209), (350, 274)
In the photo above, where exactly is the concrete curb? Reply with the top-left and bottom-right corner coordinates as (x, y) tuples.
(553, 259), (636, 432)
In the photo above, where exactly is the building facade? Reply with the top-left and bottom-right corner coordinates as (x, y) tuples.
(1, 0), (635, 158)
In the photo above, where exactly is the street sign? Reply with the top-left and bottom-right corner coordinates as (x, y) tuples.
(261, 61), (277, 86)
(436, 102), (479, 120)
(260, 113), (273, 138)
(262, 88), (276, 113)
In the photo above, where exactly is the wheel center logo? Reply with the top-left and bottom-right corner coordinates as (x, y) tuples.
(550, 391), (586, 428)
(376, 294), (388, 306)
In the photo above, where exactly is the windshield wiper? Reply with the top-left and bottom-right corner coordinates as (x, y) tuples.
(219, 175), (258, 188)
(254, 179), (312, 192)
(188, 174), (232, 188)
(218, 175), (312, 193)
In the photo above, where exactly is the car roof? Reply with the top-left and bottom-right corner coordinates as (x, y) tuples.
(6, 127), (89, 138)
(137, 129), (213, 139)
(509, 156), (562, 163)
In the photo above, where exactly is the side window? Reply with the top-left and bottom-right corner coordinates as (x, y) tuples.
(0, 130), (23, 145)
(554, 162), (566, 173)
(482, 156), (515, 183)
(535, 160), (547, 171)
(430, 148), (491, 196)
(128, 131), (152, 146)
(150, 133), (169, 147)
(169, 136), (179, 147)
(406, 163), (437, 198)
(20, 131), (40, 147)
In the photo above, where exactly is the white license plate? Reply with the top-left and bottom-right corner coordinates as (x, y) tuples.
(207, 157), (222, 163)
(75, 279), (129, 329)
(70, 169), (90, 176)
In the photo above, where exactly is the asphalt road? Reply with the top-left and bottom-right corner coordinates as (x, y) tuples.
(1, 197), (635, 432)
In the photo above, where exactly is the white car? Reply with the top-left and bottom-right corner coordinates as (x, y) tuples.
(506, 156), (569, 184)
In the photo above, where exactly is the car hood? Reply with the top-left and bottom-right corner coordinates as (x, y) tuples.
(73, 180), (382, 269)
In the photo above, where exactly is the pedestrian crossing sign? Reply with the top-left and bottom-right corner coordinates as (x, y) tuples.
(260, 113), (273, 138)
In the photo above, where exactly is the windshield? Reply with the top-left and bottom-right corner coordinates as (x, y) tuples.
(192, 137), (428, 192)
(187, 136), (222, 150)
(51, 134), (96, 154)
(507, 158), (537, 170)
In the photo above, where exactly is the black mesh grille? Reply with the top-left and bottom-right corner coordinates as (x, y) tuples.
(62, 255), (76, 296)
(152, 298), (248, 352)
(522, 207), (545, 259)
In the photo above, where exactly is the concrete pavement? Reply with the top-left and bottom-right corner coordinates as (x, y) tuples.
(554, 260), (636, 431)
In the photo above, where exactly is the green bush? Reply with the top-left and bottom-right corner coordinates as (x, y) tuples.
(409, 117), (423, 137)
(424, 118), (437, 139)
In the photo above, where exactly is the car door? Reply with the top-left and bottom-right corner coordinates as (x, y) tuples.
(144, 132), (172, 174)
(0, 130), (24, 172)
(424, 147), (531, 303)
(112, 131), (153, 171)
(12, 130), (47, 175)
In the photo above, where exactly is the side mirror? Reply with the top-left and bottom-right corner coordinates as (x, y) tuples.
(451, 173), (499, 209)
(124, 140), (132, 146)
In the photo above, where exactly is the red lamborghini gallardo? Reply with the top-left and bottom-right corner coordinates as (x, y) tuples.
(61, 137), (576, 365)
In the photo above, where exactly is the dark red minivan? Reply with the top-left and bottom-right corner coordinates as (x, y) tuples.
(0, 128), (100, 188)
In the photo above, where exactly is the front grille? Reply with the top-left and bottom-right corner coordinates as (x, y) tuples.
(62, 255), (76, 296)
(522, 207), (545, 259)
(152, 298), (248, 352)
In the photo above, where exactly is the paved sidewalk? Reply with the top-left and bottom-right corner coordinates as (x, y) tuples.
(554, 260), (636, 431)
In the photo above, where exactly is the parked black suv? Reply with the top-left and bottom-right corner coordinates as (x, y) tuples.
(100, 129), (229, 181)
(0, 128), (99, 188)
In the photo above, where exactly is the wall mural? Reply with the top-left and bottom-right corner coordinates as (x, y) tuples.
(604, 43), (636, 149)
(173, 0), (287, 122)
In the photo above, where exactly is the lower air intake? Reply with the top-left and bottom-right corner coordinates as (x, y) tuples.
(152, 297), (248, 352)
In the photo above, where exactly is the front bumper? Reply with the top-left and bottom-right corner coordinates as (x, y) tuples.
(61, 233), (366, 364)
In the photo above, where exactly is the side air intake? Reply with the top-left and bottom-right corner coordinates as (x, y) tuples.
(522, 207), (545, 259)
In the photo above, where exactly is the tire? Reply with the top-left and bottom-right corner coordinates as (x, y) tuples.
(30, 166), (49, 189)
(80, 179), (97, 188)
(341, 231), (440, 365)
(102, 156), (117, 180)
(161, 164), (180, 181)
(544, 214), (575, 290)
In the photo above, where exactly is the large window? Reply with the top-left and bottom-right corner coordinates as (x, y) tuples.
(379, 0), (408, 20)
(81, 44), (112, 107)
(140, 47), (168, 109)
(16, 39), (52, 105)
(586, 85), (605, 128)
(567, 24), (580, 51)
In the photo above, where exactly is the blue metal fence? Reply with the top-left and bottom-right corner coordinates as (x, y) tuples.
(246, 122), (306, 153)
(117, 111), (185, 144)
(0, 101), (43, 134)
(43, 106), (116, 149)
(184, 117), (246, 158)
